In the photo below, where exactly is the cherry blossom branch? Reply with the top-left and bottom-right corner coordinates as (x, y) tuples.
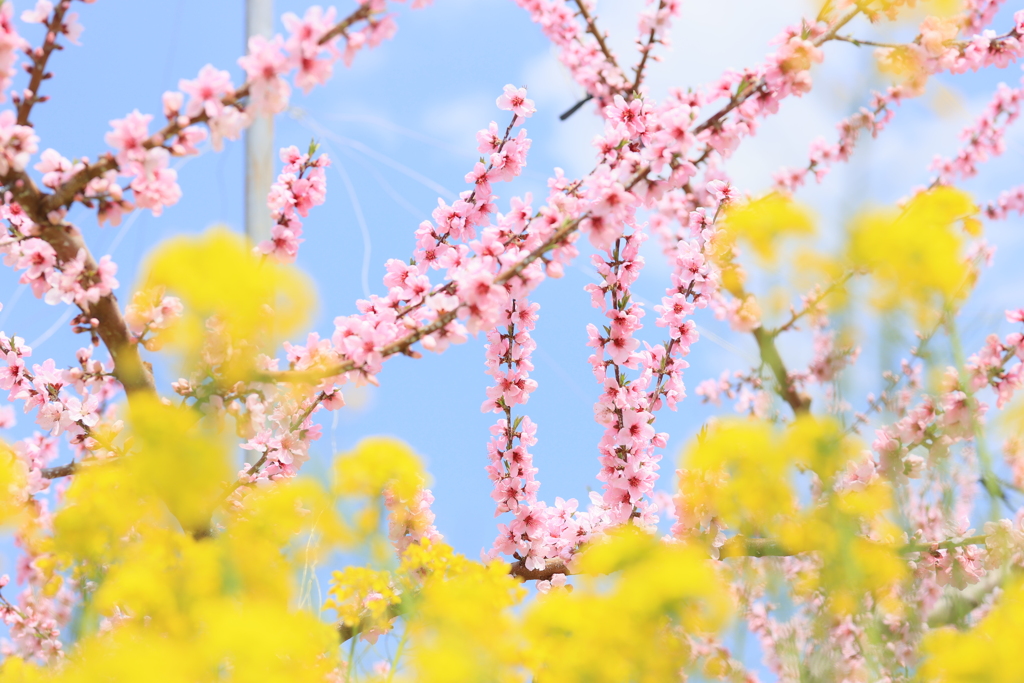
(506, 532), (996, 583)
(930, 77), (1022, 188)
(268, 9), (870, 395)
(572, 0), (619, 73)
(772, 272), (854, 335)
(984, 183), (1024, 219)
(630, 0), (671, 94)
(832, 34), (904, 49)
(509, 557), (569, 580)
(14, 0), (73, 126)
(774, 16), (1024, 193)
(775, 87), (904, 192)
(559, 94), (593, 121)
(2, 4), (397, 405)
(688, 6), (860, 167)
(42, 2), (379, 216)
(1, 176), (155, 397)
(318, 3), (373, 44)
(926, 564), (1013, 627)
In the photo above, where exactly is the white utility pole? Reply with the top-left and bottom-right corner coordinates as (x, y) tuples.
(245, 0), (274, 243)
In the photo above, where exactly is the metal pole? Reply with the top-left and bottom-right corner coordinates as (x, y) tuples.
(245, 0), (274, 244)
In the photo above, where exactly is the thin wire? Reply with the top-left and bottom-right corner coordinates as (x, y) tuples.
(324, 112), (466, 156)
(28, 307), (75, 348)
(293, 110), (456, 200)
(0, 284), (26, 329)
(339, 146), (424, 219)
(534, 346), (592, 407)
(333, 158), (373, 299)
(105, 203), (145, 256)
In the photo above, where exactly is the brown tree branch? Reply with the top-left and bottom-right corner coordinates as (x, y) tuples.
(41, 461), (77, 479)
(16, 0), (72, 126)
(630, 0), (666, 94)
(4, 175), (156, 397)
(509, 557), (569, 581)
(573, 0), (619, 72)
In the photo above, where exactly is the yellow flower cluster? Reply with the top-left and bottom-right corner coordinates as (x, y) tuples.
(847, 187), (979, 323)
(138, 226), (315, 379)
(678, 417), (906, 615)
(525, 529), (732, 683)
(720, 194), (816, 264)
(713, 194), (816, 298)
(921, 578), (1024, 682)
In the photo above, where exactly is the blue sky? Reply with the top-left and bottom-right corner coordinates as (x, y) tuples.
(1, 0), (1023, 671)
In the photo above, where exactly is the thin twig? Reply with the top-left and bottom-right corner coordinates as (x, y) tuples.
(572, 0), (619, 70)
(16, 0), (72, 126)
(630, 0), (666, 93)
(559, 94), (593, 121)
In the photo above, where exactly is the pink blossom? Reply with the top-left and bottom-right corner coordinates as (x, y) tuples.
(238, 35), (291, 116)
(20, 1), (52, 24)
(179, 64), (234, 119)
(496, 84), (536, 119)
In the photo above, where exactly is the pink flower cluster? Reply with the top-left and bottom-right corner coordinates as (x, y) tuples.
(0, 111), (39, 176)
(283, 6), (343, 91)
(105, 110), (184, 217)
(480, 297), (599, 571)
(902, 13), (1024, 86)
(863, 317), (1024, 509)
(964, 0), (1007, 36)
(779, 16), (1024, 194)
(984, 182), (1024, 219)
(1, 234), (118, 308)
(233, 383), (325, 482)
(775, 87), (905, 192)
(0, 336), (116, 663)
(0, 4), (27, 103)
(0, 335), (116, 445)
(0, 435), (76, 663)
(325, 94), (561, 388)
(256, 145), (330, 263)
(98, 2), (422, 223)
(931, 77), (1023, 186)
(22, 1), (83, 42)
(586, 230), (668, 527)
(511, 0), (628, 110)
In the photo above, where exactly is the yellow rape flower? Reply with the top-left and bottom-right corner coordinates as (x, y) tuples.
(126, 395), (231, 535)
(138, 226), (315, 379)
(847, 187), (978, 323)
(407, 560), (526, 683)
(720, 193), (815, 264)
(0, 441), (26, 524)
(679, 418), (796, 535)
(526, 529), (732, 683)
(333, 436), (427, 502)
(784, 415), (862, 485)
(325, 566), (400, 631)
(921, 577), (1024, 682)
